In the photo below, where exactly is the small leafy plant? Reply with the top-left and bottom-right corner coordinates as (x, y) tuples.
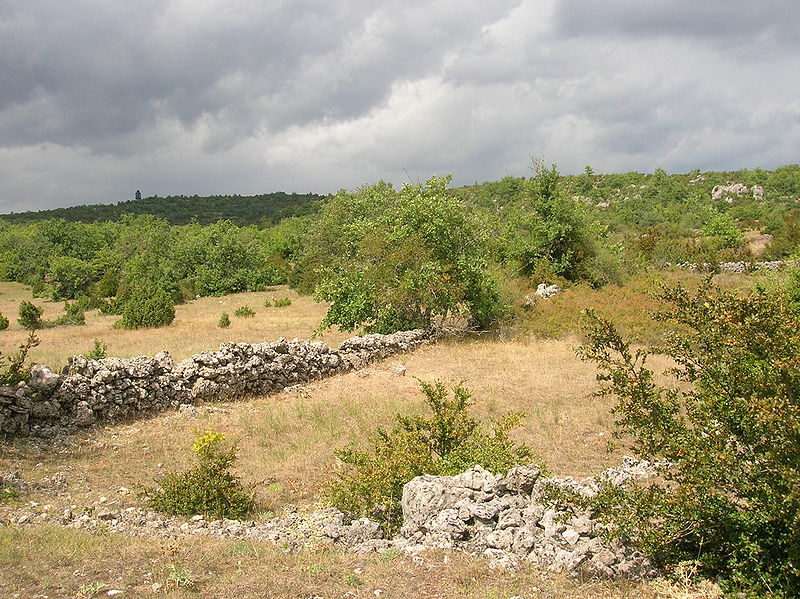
(327, 380), (537, 533)
(139, 430), (255, 520)
(273, 297), (292, 307)
(0, 332), (39, 385)
(0, 312), (8, 331)
(218, 312), (231, 328)
(233, 305), (255, 318)
(83, 339), (108, 360)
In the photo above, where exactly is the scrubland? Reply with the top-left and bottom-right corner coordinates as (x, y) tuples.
(0, 273), (753, 598)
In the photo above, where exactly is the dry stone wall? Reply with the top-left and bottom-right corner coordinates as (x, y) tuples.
(0, 329), (432, 438)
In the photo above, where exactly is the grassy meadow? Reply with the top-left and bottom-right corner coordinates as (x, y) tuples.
(0, 273), (750, 598)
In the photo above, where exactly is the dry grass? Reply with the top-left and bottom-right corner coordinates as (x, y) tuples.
(0, 283), (350, 370)
(518, 270), (765, 344)
(0, 524), (674, 599)
(0, 276), (731, 598)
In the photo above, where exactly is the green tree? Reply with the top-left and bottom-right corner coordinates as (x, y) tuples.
(309, 176), (503, 333)
(503, 164), (602, 282)
(115, 286), (175, 329)
(579, 281), (800, 595)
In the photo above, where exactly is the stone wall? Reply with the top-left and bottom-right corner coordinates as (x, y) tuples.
(0, 329), (432, 438)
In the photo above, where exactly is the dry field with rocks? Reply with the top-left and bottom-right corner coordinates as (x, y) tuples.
(0, 280), (735, 599)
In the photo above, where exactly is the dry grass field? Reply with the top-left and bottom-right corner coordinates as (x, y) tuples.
(0, 276), (739, 598)
(0, 283), (351, 370)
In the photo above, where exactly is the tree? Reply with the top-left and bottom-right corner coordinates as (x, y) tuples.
(579, 281), (800, 595)
(308, 176), (503, 333)
(504, 163), (602, 281)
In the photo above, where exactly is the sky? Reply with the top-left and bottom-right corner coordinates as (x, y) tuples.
(1, 0), (799, 213)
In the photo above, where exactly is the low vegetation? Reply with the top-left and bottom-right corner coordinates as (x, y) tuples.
(233, 305), (255, 318)
(327, 380), (536, 532)
(139, 430), (255, 520)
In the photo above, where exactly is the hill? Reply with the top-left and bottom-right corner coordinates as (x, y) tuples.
(0, 191), (326, 226)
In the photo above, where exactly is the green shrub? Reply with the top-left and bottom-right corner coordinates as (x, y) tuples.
(83, 339), (108, 360)
(327, 380), (537, 533)
(579, 281), (800, 596)
(218, 312), (231, 328)
(233, 306), (255, 318)
(273, 297), (292, 307)
(0, 332), (39, 385)
(17, 301), (44, 330)
(115, 287), (175, 329)
(72, 295), (105, 312)
(49, 302), (86, 326)
(263, 298), (272, 307)
(0, 313), (8, 331)
(139, 430), (255, 520)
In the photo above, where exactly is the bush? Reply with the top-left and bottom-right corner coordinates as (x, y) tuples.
(579, 281), (800, 596)
(218, 312), (231, 328)
(0, 332), (39, 385)
(49, 302), (86, 326)
(18, 301), (44, 330)
(273, 297), (292, 307)
(308, 176), (503, 334)
(326, 380), (537, 533)
(233, 305), (255, 318)
(139, 430), (255, 520)
(83, 339), (108, 360)
(0, 313), (8, 331)
(115, 287), (175, 329)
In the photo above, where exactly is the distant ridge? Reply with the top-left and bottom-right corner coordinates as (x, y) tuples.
(0, 191), (327, 226)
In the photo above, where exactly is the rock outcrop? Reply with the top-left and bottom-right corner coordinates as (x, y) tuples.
(395, 458), (657, 577)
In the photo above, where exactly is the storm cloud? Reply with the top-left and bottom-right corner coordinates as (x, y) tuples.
(1, 0), (798, 212)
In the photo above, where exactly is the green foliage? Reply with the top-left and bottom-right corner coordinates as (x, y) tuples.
(309, 176), (503, 333)
(49, 301), (86, 327)
(272, 297), (292, 307)
(0, 332), (39, 385)
(17, 301), (44, 330)
(139, 430), (255, 520)
(0, 313), (8, 331)
(218, 312), (231, 328)
(83, 339), (108, 360)
(503, 163), (606, 283)
(233, 305), (255, 318)
(115, 286), (175, 329)
(579, 282), (800, 596)
(327, 380), (536, 533)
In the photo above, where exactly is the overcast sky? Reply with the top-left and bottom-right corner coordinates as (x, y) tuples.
(1, 0), (798, 213)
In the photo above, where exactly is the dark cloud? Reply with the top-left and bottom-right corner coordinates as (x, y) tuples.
(0, 0), (798, 212)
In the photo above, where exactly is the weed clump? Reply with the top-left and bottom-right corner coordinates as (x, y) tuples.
(218, 312), (231, 328)
(83, 339), (108, 360)
(234, 306), (255, 318)
(140, 430), (255, 520)
(327, 380), (538, 533)
(0, 313), (8, 331)
(273, 298), (292, 307)
(0, 332), (39, 385)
